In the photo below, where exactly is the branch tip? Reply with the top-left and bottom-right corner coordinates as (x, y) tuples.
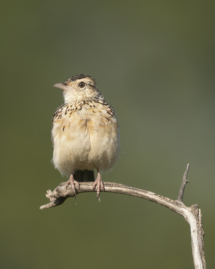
(177, 163), (190, 202)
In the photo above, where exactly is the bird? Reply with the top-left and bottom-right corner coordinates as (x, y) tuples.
(51, 74), (120, 199)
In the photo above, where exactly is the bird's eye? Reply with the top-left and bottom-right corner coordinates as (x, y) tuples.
(79, 82), (85, 88)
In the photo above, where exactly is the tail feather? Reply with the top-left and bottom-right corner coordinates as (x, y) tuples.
(74, 170), (95, 182)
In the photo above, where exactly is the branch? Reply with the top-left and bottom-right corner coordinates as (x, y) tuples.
(178, 163), (190, 202)
(40, 165), (206, 269)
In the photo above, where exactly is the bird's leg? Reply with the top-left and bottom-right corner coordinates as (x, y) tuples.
(93, 171), (104, 200)
(66, 174), (80, 196)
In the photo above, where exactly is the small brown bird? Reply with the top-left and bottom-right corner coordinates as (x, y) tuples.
(52, 74), (120, 198)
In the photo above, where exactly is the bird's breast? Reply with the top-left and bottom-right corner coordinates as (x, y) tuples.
(52, 102), (119, 175)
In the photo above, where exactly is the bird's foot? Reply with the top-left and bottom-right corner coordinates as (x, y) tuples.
(66, 174), (80, 196)
(93, 172), (104, 201)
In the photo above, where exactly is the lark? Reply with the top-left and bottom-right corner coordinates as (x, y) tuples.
(52, 74), (120, 199)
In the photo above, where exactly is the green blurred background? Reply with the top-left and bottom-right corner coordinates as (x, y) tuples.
(1, 0), (215, 268)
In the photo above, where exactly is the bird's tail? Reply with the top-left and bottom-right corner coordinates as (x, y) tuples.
(74, 170), (95, 182)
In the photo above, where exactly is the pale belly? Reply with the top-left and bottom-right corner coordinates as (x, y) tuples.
(52, 109), (119, 177)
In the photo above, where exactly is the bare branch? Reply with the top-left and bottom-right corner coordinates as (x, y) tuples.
(40, 165), (206, 269)
(177, 163), (190, 202)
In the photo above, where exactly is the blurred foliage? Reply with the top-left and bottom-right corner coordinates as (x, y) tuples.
(1, 0), (215, 268)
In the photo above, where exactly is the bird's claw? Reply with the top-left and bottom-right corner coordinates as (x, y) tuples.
(66, 175), (80, 198)
(93, 172), (104, 200)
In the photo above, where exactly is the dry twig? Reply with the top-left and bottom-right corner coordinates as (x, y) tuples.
(40, 164), (206, 269)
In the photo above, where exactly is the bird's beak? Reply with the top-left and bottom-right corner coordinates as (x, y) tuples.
(53, 83), (68, 91)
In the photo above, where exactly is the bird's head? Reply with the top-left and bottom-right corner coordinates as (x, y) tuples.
(54, 74), (99, 103)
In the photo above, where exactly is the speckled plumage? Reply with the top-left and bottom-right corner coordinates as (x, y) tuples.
(51, 75), (119, 197)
